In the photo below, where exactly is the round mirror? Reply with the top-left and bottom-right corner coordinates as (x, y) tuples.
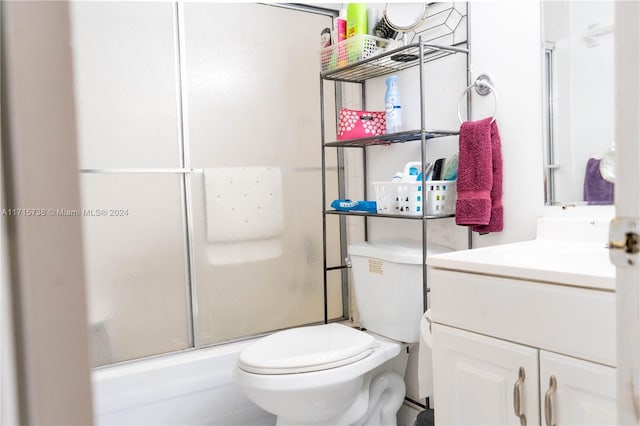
(383, 3), (429, 33)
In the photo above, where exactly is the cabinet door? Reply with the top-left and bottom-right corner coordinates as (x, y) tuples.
(432, 324), (539, 425)
(539, 351), (616, 425)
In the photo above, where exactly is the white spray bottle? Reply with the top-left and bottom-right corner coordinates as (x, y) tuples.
(385, 75), (402, 133)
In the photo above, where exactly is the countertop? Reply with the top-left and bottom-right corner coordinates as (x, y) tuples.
(427, 238), (615, 291)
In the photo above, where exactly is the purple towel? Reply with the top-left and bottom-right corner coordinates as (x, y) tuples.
(583, 158), (614, 205)
(455, 117), (503, 233)
(473, 121), (503, 233)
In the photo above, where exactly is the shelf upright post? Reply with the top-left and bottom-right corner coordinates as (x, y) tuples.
(361, 80), (368, 241)
(466, 3), (473, 251)
(418, 37), (430, 314)
(320, 73), (328, 324)
(335, 81), (350, 320)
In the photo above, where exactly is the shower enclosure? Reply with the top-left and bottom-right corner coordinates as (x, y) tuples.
(73, 2), (343, 367)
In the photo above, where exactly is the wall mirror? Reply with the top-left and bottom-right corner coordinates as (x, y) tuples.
(542, 1), (615, 206)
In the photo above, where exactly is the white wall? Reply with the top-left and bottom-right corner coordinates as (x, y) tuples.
(467, 1), (546, 247)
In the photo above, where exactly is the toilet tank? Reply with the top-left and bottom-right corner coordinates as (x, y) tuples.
(348, 239), (451, 343)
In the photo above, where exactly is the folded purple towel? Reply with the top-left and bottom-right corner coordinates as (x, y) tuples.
(583, 158), (614, 205)
(455, 117), (503, 233)
(455, 117), (493, 225)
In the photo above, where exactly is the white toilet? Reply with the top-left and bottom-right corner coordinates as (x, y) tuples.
(234, 239), (449, 426)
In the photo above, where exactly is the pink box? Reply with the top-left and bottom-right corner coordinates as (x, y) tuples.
(337, 108), (386, 140)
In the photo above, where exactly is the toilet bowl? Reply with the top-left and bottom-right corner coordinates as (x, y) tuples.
(234, 323), (407, 426)
(234, 239), (449, 426)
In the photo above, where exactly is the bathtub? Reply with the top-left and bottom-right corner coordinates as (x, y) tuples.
(92, 339), (276, 425)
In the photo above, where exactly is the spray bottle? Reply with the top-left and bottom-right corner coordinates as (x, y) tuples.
(385, 75), (402, 133)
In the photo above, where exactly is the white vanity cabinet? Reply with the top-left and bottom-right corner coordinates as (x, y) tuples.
(426, 233), (617, 426)
(432, 324), (616, 426)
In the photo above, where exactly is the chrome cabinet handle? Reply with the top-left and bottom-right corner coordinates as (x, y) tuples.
(513, 367), (527, 426)
(544, 375), (558, 426)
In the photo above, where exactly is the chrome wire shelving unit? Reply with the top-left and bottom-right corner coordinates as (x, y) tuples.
(319, 36), (470, 323)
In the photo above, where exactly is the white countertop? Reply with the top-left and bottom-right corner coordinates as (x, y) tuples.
(427, 238), (615, 291)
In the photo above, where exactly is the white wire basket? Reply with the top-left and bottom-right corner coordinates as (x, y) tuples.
(373, 180), (457, 216)
(320, 35), (389, 72)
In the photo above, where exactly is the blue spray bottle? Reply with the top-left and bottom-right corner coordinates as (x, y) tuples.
(385, 75), (402, 133)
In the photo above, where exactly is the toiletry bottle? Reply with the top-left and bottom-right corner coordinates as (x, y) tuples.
(385, 75), (402, 133)
(367, 8), (379, 36)
(320, 27), (332, 49)
(335, 8), (348, 67)
(336, 9), (347, 42)
(347, 3), (367, 38)
(320, 27), (332, 71)
(403, 161), (421, 182)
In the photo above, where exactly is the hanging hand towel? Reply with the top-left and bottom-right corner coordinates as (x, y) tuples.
(472, 120), (503, 233)
(455, 117), (503, 233)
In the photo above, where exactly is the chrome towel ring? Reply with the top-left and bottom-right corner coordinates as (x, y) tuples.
(457, 74), (498, 124)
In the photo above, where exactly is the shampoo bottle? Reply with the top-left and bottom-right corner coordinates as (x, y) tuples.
(347, 3), (367, 38)
(333, 9), (348, 67)
(385, 75), (402, 133)
(335, 8), (347, 43)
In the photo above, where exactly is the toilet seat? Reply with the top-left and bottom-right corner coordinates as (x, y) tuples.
(238, 323), (376, 374)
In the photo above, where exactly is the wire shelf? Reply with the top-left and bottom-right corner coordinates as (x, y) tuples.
(324, 129), (459, 147)
(324, 210), (455, 220)
(321, 41), (468, 83)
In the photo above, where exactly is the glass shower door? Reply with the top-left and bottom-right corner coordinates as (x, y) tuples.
(182, 3), (344, 345)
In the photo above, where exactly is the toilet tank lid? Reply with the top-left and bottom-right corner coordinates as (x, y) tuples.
(348, 239), (452, 264)
(238, 323), (374, 372)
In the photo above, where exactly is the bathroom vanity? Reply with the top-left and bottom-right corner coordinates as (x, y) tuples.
(427, 214), (616, 425)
